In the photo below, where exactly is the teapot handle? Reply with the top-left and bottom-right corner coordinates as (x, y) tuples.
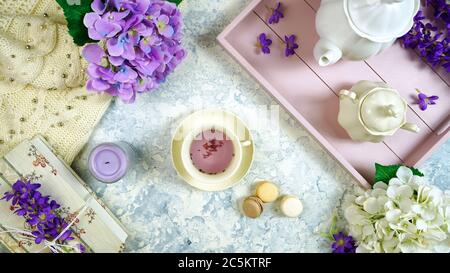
(401, 123), (420, 133)
(340, 90), (357, 101)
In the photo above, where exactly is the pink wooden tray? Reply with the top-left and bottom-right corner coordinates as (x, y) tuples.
(217, 0), (450, 189)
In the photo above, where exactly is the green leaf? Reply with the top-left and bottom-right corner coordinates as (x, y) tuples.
(374, 163), (424, 184)
(56, 0), (95, 46)
(167, 0), (183, 5)
(410, 167), (424, 177)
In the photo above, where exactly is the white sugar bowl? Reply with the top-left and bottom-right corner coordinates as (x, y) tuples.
(338, 81), (420, 143)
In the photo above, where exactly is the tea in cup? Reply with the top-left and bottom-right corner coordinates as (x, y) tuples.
(181, 125), (252, 184)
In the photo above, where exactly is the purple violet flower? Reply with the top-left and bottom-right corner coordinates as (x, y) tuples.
(400, 1), (449, 72)
(2, 180), (84, 252)
(284, 34), (299, 57)
(268, 2), (284, 24)
(417, 89), (439, 111)
(331, 232), (356, 254)
(32, 226), (47, 245)
(82, 0), (186, 103)
(78, 243), (87, 253)
(257, 33), (272, 54)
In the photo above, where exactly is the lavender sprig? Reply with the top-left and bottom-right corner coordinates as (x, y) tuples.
(400, 0), (450, 72)
(2, 180), (85, 252)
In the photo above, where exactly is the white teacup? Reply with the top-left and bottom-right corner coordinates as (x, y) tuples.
(181, 123), (252, 185)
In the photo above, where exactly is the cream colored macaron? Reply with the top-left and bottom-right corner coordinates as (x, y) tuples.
(280, 195), (303, 218)
(255, 181), (279, 203)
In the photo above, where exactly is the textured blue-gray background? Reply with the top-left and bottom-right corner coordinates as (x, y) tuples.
(72, 0), (449, 252)
(4, 0), (447, 253)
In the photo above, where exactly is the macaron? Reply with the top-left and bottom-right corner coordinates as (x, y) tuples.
(280, 195), (303, 218)
(242, 196), (264, 218)
(255, 181), (279, 203)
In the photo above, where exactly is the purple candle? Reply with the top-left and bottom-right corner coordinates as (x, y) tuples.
(88, 142), (135, 183)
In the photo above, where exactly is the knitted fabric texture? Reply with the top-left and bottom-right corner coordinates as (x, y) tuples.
(0, 0), (112, 164)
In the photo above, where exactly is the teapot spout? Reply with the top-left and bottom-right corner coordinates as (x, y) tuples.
(313, 39), (343, 67)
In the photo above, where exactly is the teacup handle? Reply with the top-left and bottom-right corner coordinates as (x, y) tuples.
(340, 90), (357, 101)
(241, 140), (252, 147)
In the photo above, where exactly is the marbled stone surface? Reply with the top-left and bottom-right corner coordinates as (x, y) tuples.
(69, 0), (448, 253)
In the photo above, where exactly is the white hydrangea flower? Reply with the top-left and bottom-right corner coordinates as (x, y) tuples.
(343, 166), (450, 253)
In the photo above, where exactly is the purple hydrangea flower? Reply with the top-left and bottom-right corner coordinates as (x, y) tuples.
(139, 30), (161, 53)
(83, 13), (123, 40)
(121, 0), (151, 14)
(83, 0), (186, 103)
(156, 15), (174, 38)
(2, 180), (83, 252)
(417, 89), (439, 111)
(331, 232), (356, 253)
(83, 44), (106, 65)
(92, 0), (109, 13)
(284, 34), (299, 57)
(257, 33), (272, 54)
(107, 32), (137, 60)
(268, 2), (284, 25)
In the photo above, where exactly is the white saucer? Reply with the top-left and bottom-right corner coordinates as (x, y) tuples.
(171, 109), (255, 191)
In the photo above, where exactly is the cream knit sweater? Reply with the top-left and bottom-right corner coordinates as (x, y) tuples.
(0, 0), (111, 163)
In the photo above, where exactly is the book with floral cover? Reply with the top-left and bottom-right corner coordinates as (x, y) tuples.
(0, 136), (127, 253)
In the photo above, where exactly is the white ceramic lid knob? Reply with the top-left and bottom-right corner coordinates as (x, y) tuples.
(385, 105), (399, 118)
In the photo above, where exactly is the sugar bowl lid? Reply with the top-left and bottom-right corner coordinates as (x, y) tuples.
(360, 88), (406, 133)
(344, 0), (420, 43)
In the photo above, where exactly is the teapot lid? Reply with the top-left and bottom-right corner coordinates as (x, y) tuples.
(344, 0), (420, 43)
(360, 89), (406, 133)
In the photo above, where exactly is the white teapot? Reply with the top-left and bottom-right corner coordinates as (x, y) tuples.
(338, 81), (420, 143)
(314, 0), (420, 66)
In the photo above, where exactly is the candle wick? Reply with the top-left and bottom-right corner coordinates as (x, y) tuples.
(105, 162), (110, 165)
